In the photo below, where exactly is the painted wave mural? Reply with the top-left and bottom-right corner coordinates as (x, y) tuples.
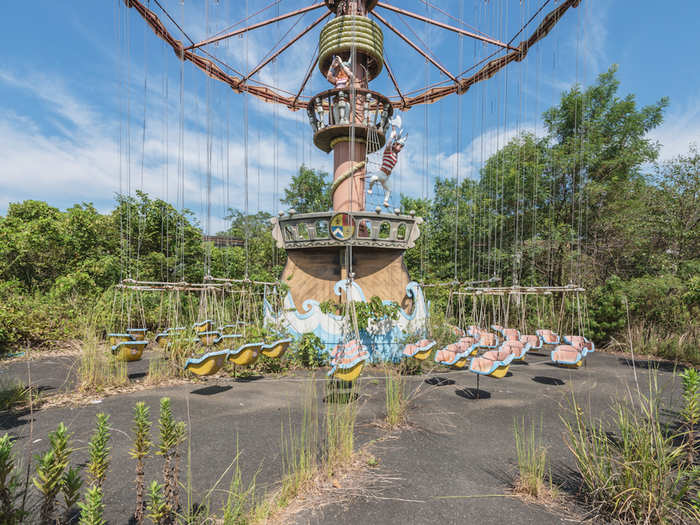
(263, 281), (430, 362)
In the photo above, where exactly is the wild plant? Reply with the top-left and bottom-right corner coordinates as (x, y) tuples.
(87, 413), (110, 489)
(513, 416), (549, 499)
(157, 397), (186, 519)
(0, 377), (34, 411)
(78, 332), (128, 392)
(61, 466), (83, 524)
(280, 380), (319, 504)
(221, 445), (258, 525)
(77, 486), (106, 525)
(384, 367), (407, 429)
(146, 481), (168, 525)
(33, 422), (72, 524)
(324, 381), (359, 472)
(130, 402), (152, 524)
(563, 378), (700, 523)
(680, 367), (700, 462)
(0, 433), (27, 524)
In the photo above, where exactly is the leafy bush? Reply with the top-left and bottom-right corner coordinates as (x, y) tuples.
(290, 333), (327, 369)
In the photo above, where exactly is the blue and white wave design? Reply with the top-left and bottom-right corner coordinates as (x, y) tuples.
(264, 281), (429, 363)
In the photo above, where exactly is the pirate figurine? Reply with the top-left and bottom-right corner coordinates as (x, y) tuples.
(367, 116), (408, 207)
(326, 55), (355, 89)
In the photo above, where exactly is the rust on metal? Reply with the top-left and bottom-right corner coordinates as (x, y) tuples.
(186, 2), (325, 51)
(376, 2), (518, 52)
(372, 11), (458, 85)
(242, 12), (330, 84)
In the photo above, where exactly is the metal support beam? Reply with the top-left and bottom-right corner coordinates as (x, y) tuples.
(382, 54), (406, 108)
(293, 54), (320, 108)
(242, 12), (329, 84)
(186, 2), (325, 50)
(376, 2), (518, 52)
(373, 12), (458, 84)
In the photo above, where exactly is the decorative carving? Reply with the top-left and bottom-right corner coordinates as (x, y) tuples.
(275, 211), (422, 251)
(367, 115), (407, 207)
(333, 91), (350, 124)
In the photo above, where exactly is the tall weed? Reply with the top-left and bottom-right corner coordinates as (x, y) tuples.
(563, 376), (700, 523)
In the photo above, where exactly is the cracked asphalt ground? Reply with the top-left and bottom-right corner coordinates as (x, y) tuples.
(0, 350), (684, 524)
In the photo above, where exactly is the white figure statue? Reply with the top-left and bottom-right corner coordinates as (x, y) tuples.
(367, 116), (407, 207)
(333, 91), (350, 125)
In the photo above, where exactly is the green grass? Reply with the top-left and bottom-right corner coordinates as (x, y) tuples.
(513, 416), (549, 499)
(384, 367), (408, 429)
(78, 332), (127, 392)
(563, 375), (700, 523)
(609, 322), (700, 365)
(280, 379), (320, 505)
(0, 377), (34, 411)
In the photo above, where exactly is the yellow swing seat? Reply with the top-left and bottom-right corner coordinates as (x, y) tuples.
(193, 320), (214, 333)
(184, 350), (229, 376)
(154, 332), (171, 348)
(228, 342), (262, 366)
(261, 338), (293, 358)
(468, 349), (515, 378)
(108, 333), (135, 346)
(328, 340), (369, 381)
(111, 340), (148, 361)
(126, 328), (147, 341)
(198, 331), (221, 346)
(434, 337), (478, 369)
(402, 339), (437, 361)
(551, 345), (583, 368)
(213, 334), (242, 349)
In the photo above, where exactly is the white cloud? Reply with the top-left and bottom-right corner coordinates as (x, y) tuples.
(0, 64), (329, 227)
(649, 95), (700, 161)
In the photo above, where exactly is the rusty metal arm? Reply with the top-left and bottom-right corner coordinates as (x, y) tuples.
(382, 54), (406, 108)
(292, 54), (320, 108)
(372, 12), (458, 85)
(242, 12), (330, 84)
(186, 2), (325, 50)
(389, 0), (581, 108)
(376, 2), (518, 52)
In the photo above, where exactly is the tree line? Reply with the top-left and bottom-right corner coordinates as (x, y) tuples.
(0, 67), (697, 359)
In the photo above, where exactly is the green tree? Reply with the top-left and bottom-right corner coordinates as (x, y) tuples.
(281, 165), (331, 213)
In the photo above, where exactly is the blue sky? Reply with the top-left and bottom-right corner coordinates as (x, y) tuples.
(1, 1), (698, 233)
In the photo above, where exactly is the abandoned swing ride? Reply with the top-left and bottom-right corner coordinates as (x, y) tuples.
(112, 0), (589, 386)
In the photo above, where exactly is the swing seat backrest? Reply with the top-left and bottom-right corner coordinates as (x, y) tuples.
(435, 341), (473, 365)
(435, 342), (459, 362)
(490, 325), (504, 335)
(520, 334), (542, 349)
(402, 339), (436, 356)
(536, 329), (560, 344)
(482, 348), (514, 362)
(127, 328), (147, 341)
(458, 336), (478, 348)
(470, 350), (515, 374)
(500, 340), (528, 359)
(502, 328), (520, 341)
(466, 325), (483, 337)
(551, 344), (582, 364)
(564, 335), (595, 353)
(477, 332), (499, 348)
(330, 340), (369, 368)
